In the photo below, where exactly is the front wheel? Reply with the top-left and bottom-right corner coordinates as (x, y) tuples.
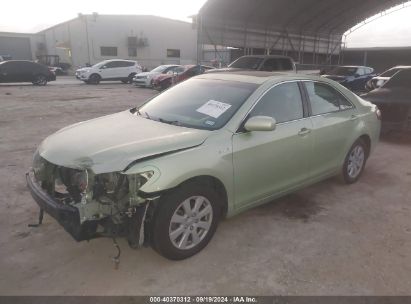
(151, 183), (221, 260)
(88, 74), (100, 84)
(32, 74), (47, 86)
(341, 139), (367, 184)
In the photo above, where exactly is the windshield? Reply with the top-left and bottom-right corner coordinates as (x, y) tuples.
(329, 67), (358, 76)
(138, 78), (258, 130)
(383, 69), (411, 88)
(92, 62), (106, 68)
(229, 57), (264, 70)
(151, 65), (168, 73)
(379, 68), (401, 78)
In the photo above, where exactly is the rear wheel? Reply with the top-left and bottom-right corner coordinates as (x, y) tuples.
(151, 182), (221, 260)
(341, 139), (367, 184)
(32, 74), (47, 86)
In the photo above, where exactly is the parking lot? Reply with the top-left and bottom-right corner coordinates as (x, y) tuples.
(1, 76), (411, 295)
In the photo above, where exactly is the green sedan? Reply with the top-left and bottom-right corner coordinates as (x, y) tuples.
(26, 72), (381, 260)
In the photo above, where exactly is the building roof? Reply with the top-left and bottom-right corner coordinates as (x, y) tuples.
(198, 0), (407, 36)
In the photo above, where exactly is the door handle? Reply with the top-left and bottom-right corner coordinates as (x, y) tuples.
(350, 114), (359, 121)
(298, 128), (311, 136)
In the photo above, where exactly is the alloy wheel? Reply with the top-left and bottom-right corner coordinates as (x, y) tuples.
(168, 196), (213, 250)
(347, 145), (365, 179)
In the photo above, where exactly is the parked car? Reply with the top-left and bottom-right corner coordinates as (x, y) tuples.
(75, 59), (141, 84)
(322, 66), (376, 92)
(362, 68), (411, 134)
(206, 55), (296, 73)
(132, 65), (182, 87)
(48, 66), (66, 76)
(26, 72), (380, 260)
(365, 66), (411, 91)
(0, 60), (56, 85)
(152, 65), (214, 91)
(0, 55), (12, 62)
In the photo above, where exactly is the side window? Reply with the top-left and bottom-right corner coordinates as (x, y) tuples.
(357, 68), (365, 76)
(105, 61), (120, 68)
(174, 67), (185, 74)
(279, 59), (293, 71)
(260, 59), (279, 72)
(305, 82), (352, 115)
(250, 82), (304, 123)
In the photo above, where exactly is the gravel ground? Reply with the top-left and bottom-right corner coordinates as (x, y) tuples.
(0, 77), (410, 295)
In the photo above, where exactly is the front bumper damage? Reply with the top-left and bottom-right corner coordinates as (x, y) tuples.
(26, 171), (99, 241)
(26, 158), (158, 247)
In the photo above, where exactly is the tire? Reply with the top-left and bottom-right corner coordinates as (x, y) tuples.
(32, 74), (48, 86)
(88, 74), (101, 85)
(128, 73), (136, 83)
(160, 81), (171, 91)
(341, 138), (368, 184)
(151, 182), (221, 260)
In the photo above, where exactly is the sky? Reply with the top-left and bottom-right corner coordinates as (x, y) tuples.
(1, 0), (411, 48)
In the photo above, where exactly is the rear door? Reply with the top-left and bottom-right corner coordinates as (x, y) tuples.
(232, 81), (313, 209)
(302, 81), (359, 178)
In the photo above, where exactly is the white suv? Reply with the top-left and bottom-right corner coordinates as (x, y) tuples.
(75, 60), (142, 84)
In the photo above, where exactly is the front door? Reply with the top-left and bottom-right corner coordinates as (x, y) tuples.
(232, 81), (313, 209)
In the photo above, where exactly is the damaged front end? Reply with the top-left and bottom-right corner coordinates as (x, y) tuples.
(26, 151), (158, 247)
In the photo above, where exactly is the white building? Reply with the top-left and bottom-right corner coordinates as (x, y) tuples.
(0, 14), (198, 70)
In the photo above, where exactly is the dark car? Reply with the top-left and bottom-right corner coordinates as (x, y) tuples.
(0, 60), (56, 85)
(152, 65), (214, 91)
(206, 55), (296, 74)
(322, 66), (375, 92)
(362, 68), (411, 134)
(365, 66), (411, 91)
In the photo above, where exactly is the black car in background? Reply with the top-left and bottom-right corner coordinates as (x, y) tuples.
(365, 66), (411, 91)
(362, 68), (411, 134)
(0, 60), (56, 85)
(322, 66), (375, 92)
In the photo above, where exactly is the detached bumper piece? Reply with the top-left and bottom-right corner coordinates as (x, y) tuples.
(26, 171), (97, 241)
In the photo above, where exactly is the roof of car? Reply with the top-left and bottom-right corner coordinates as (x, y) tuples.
(100, 59), (137, 62)
(197, 71), (322, 85)
(236, 55), (293, 59)
(339, 65), (373, 69)
(390, 66), (411, 69)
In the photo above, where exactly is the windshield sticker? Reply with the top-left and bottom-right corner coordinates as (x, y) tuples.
(196, 100), (232, 119)
(205, 120), (216, 126)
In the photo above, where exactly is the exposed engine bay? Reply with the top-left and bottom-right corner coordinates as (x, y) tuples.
(28, 151), (158, 248)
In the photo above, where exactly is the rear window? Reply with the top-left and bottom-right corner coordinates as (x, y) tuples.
(229, 57), (264, 70)
(384, 69), (411, 88)
(380, 68), (401, 78)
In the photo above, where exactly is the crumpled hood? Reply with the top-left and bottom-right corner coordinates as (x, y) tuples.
(39, 110), (210, 173)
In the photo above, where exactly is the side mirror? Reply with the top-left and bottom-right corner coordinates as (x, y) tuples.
(244, 116), (276, 132)
(354, 73), (360, 78)
(101, 65), (107, 69)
